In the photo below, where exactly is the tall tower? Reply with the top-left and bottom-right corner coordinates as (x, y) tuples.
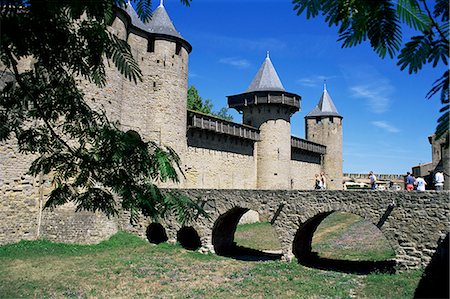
(305, 84), (343, 190)
(116, 1), (191, 158)
(228, 53), (301, 189)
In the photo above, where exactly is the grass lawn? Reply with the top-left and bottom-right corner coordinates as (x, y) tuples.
(1, 213), (424, 298)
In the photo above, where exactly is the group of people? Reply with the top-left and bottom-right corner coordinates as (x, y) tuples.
(368, 170), (445, 191)
(404, 172), (427, 191)
(405, 171), (445, 191)
(314, 172), (327, 190)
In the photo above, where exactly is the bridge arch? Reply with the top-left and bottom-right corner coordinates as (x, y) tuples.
(292, 210), (397, 273)
(210, 206), (283, 260)
(177, 226), (202, 250)
(212, 207), (249, 255)
(146, 223), (168, 244)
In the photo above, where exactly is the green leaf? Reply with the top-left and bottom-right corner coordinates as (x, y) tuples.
(396, 0), (431, 31)
(135, 0), (152, 23)
(397, 35), (432, 73)
(434, 0), (449, 22)
(105, 33), (142, 83)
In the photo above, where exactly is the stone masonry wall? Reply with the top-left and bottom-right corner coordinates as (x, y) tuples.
(0, 138), (43, 244)
(290, 159), (322, 190)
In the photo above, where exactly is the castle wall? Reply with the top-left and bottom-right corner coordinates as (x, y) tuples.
(306, 117), (343, 190)
(184, 130), (257, 189)
(40, 203), (118, 244)
(290, 159), (322, 190)
(0, 138), (43, 244)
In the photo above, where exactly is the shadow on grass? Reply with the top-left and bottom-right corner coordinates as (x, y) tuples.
(221, 245), (283, 262)
(299, 252), (396, 275)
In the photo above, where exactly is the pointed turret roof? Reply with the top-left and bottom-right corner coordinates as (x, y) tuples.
(246, 52), (285, 92)
(123, 1), (149, 32)
(118, 1), (191, 52)
(147, 0), (183, 39)
(306, 83), (342, 118)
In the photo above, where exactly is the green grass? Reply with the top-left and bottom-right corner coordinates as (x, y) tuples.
(234, 212), (395, 261)
(312, 212), (395, 261)
(0, 226), (423, 298)
(235, 221), (281, 251)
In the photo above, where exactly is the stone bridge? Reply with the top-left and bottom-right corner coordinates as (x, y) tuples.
(120, 189), (449, 271)
(13, 189), (447, 272)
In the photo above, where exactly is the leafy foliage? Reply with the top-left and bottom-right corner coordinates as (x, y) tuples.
(187, 85), (233, 121)
(293, 0), (449, 139)
(0, 0), (206, 224)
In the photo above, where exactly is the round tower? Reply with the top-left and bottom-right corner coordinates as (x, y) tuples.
(305, 84), (343, 190)
(115, 1), (191, 157)
(228, 53), (301, 189)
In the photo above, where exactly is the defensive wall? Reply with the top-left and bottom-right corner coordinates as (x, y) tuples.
(2, 187), (448, 271)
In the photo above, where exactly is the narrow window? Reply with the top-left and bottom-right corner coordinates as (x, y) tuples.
(147, 38), (155, 53)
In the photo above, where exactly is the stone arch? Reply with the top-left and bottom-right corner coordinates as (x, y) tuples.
(293, 210), (396, 274)
(211, 206), (282, 261)
(293, 211), (333, 261)
(146, 223), (168, 244)
(212, 207), (249, 255)
(177, 226), (201, 251)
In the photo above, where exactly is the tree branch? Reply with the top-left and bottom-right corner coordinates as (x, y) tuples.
(419, 0), (448, 42)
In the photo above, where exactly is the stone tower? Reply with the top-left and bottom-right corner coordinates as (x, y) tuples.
(305, 84), (343, 190)
(114, 1), (191, 158)
(228, 53), (301, 189)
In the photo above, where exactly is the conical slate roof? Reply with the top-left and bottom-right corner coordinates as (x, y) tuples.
(246, 53), (285, 92)
(122, 0), (184, 40)
(306, 84), (342, 118)
(123, 1), (149, 32)
(147, 0), (183, 39)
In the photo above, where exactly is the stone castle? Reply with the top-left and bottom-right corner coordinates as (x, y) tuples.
(0, 1), (345, 244)
(102, 1), (344, 191)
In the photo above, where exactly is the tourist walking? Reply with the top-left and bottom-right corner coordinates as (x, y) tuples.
(368, 171), (377, 190)
(320, 172), (327, 189)
(405, 172), (415, 191)
(434, 171), (445, 191)
(314, 174), (323, 190)
(415, 176), (427, 191)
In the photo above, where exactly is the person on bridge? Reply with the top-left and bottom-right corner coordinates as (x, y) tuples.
(320, 172), (327, 189)
(415, 176), (427, 191)
(405, 172), (415, 191)
(434, 171), (445, 191)
(314, 174), (323, 189)
(368, 171), (377, 190)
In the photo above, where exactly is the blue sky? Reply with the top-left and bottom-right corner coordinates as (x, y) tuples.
(154, 0), (443, 174)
